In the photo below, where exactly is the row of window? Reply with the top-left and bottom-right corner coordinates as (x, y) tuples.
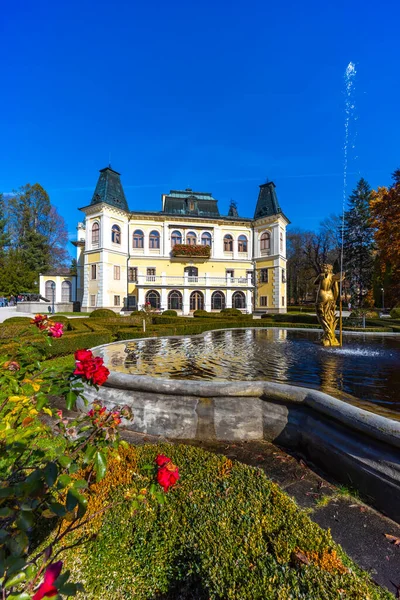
(90, 265), (285, 282)
(146, 290), (247, 310)
(92, 224), (283, 254)
(93, 223), (256, 252)
(45, 280), (72, 302)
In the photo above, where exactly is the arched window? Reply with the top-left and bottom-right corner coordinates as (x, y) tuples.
(45, 280), (56, 301)
(190, 291), (204, 311)
(232, 291), (246, 309)
(145, 290), (161, 309)
(112, 224), (121, 244)
(186, 231), (197, 245)
(201, 232), (212, 246)
(149, 230), (160, 249)
(171, 230), (182, 247)
(260, 232), (271, 253)
(61, 280), (72, 302)
(224, 234), (233, 252)
(238, 235), (248, 253)
(133, 229), (144, 249)
(91, 222), (100, 245)
(211, 290), (226, 310)
(168, 290), (183, 310)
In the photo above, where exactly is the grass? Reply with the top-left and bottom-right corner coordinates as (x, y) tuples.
(51, 443), (391, 600)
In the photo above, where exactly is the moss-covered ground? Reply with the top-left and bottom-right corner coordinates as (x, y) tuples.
(53, 443), (391, 600)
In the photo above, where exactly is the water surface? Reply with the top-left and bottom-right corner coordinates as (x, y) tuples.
(96, 328), (400, 413)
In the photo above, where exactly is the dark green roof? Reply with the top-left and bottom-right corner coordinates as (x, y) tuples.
(91, 167), (129, 211)
(254, 182), (281, 220)
(163, 189), (220, 217)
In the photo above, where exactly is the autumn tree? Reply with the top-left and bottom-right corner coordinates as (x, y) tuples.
(342, 178), (375, 307)
(370, 169), (400, 306)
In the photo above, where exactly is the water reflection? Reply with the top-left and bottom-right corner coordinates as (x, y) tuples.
(96, 329), (400, 411)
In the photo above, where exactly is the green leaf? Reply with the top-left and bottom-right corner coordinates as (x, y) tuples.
(43, 462), (58, 487)
(155, 492), (165, 505)
(93, 451), (107, 482)
(48, 502), (66, 517)
(7, 532), (28, 557)
(4, 571), (26, 589)
(142, 463), (154, 471)
(16, 511), (34, 531)
(58, 582), (79, 595)
(35, 393), (48, 411)
(5, 557), (26, 577)
(55, 569), (71, 588)
(65, 391), (78, 410)
(57, 474), (72, 489)
(66, 489), (79, 512)
(149, 483), (157, 495)
(0, 487), (14, 499)
(83, 445), (96, 464)
(73, 479), (88, 490)
(58, 455), (72, 469)
(0, 506), (14, 518)
(7, 593), (31, 600)
(131, 500), (139, 511)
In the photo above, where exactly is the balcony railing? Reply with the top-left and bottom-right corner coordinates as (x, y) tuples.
(137, 275), (253, 287)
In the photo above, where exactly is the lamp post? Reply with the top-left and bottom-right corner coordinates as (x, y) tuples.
(381, 287), (385, 311)
(51, 282), (55, 314)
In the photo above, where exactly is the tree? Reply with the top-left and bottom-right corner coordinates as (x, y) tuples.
(342, 178), (375, 307)
(5, 183), (69, 288)
(0, 193), (10, 265)
(370, 169), (400, 307)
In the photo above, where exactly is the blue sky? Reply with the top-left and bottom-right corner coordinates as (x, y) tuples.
(1, 0), (399, 252)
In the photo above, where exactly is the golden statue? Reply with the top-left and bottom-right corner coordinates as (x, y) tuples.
(314, 264), (344, 347)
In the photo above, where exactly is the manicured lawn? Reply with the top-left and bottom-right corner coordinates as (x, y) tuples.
(54, 443), (390, 600)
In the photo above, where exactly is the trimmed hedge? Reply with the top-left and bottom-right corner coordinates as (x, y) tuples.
(390, 307), (400, 319)
(262, 313), (319, 325)
(2, 316), (33, 324)
(162, 310), (178, 317)
(220, 308), (243, 316)
(287, 305), (315, 313)
(36, 331), (113, 358)
(58, 444), (390, 600)
(89, 308), (118, 318)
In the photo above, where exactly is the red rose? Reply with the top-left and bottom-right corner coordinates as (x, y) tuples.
(75, 349), (93, 362)
(48, 322), (64, 338)
(155, 454), (171, 467)
(32, 561), (63, 600)
(157, 463), (180, 492)
(92, 365), (110, 386)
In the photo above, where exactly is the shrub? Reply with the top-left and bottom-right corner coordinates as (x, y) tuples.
(57, 444), (390, 600)
(221, 308), (243, 316)
(2, 316), (33, 324)
(89, 308), (118, 318)
(390, 307), (400, 319)
(162, 310), (178, 317)
(193, 309), (209, 317)
(287, 305), (315, 313)
(261, 313), (274, 319)
(49, 315), (71, 330)
(36, 331), (113, 358)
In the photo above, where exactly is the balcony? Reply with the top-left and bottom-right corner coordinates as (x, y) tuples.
(136, 275), (253, 288)
(170, 244), (211, 259)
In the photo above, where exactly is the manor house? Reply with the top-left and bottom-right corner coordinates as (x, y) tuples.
(41, 166), (289, 314)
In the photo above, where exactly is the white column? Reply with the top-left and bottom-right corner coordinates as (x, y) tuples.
(246, 289), (252, 314)
(205, 275), (211, 311)
(163, 222), (168, 257)
(226, 289), (232, 308)
(138, 286), (145, 308)
(183, 287), (190, 315)
(233, 234), (238, 260)
(161, 273), (168, 311)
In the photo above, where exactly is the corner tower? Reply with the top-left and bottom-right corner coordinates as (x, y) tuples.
(91, 166), (129, 212)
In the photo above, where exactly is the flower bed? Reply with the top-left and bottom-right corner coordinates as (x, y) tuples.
(171, 243), (211, 258)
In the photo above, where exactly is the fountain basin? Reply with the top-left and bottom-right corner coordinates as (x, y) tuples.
(79, 329), (400, 522)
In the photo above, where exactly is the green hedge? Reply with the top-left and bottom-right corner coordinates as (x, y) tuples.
(2, 316), (33, 324)
(59, 444), (390, 600)
(390, 307), (400, 319)
(261, 313), (319, 325)
(36, 331), (113, 358)
(162, 310), (178, 317)
(287, 305), (315, 313)
(89, 308), (119, 318)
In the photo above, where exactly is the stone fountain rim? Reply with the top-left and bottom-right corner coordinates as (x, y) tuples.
(90, 327), (400, 448)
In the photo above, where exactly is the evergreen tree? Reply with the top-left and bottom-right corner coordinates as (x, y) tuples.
(343, 178), (375, 306)
(0, 193), (10, 264)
